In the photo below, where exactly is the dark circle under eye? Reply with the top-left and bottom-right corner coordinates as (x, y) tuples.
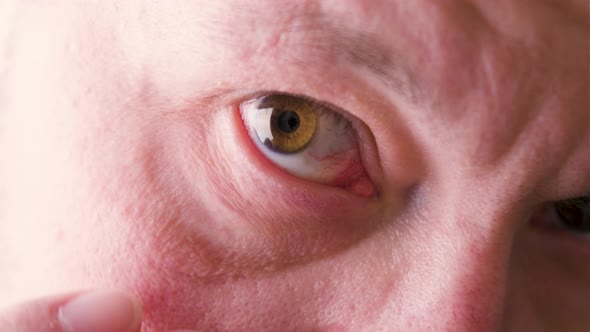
(277, 110), (300, 133)
(554, 198), (590, 233)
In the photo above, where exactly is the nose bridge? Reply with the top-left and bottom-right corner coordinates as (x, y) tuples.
(375, 192), (517, 331)
(425, 221), (510, 331)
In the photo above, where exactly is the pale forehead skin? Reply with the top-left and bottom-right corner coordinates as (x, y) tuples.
(1, 0), (589, 331)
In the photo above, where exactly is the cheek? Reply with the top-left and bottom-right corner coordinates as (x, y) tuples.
(510, 229), (590, 330)
(52, 103), (382, 326)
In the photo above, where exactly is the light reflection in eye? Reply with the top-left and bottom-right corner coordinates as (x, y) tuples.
(240, 93), (374, 195)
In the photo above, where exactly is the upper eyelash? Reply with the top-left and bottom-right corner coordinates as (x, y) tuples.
(248, 91), (359, 124)
(557, 196), (589, 205)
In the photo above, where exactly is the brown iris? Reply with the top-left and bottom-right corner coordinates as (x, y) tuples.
(257, 94), (318, 154)
(554, 197), (590, 233)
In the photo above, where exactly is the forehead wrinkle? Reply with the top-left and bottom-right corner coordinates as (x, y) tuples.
(207, 0), (422, 105)
(140, 0), (423, 108)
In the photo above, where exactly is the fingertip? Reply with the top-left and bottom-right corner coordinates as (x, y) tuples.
(58, 290), (142, 332)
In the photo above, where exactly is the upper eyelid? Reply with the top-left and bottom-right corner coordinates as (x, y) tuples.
(241, 90), (368, 130)
(550, 194), (590, 205)
(239, 92), (359, 150)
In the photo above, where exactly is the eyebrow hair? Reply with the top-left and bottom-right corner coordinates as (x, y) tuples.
(280, 14), (422, 104)
(205, 0), (423, 104)
(339, 30), (421, 103)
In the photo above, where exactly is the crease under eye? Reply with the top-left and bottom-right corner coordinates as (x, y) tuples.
(239, 93), (375, 197)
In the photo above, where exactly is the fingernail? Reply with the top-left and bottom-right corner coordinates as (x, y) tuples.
(58, 290), (141, 332)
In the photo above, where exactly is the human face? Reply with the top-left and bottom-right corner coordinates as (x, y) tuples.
(1, 0), (588, 331)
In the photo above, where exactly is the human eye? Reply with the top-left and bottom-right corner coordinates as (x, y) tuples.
(239, 93), (375, 197)
(533, 196), (590, 236)
(530, 195), (590, 254)
(552, 197), (590, 234)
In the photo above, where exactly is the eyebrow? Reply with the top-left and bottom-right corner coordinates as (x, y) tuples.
(279, 14), (422, 104)
(339, 30), (421, 103)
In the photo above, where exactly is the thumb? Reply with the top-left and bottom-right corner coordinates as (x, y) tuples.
(0, 289), (142, 332)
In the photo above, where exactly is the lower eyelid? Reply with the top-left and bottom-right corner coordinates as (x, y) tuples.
(531, 226), (590, 257)
(172, 107), (384, 272)
(529, 205), (590, 256)
(258, 145), (358, 184)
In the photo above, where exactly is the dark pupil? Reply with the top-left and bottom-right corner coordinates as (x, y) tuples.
(556, 202), (590, 232)
(277, 110), (300, 134)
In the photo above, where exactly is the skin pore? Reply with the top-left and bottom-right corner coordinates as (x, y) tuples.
(0, 0), (589, 331)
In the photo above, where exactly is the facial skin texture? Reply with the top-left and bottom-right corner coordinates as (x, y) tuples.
(1, 0), (589, 331)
